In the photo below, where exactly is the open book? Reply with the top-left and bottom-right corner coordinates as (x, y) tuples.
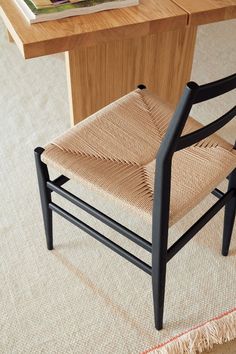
(15, 0), (139, 24)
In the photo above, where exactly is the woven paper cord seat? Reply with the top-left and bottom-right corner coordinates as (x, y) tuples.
(41, 88), (236, 227)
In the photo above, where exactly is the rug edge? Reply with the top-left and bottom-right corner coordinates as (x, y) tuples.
(142, 307), (236, 354)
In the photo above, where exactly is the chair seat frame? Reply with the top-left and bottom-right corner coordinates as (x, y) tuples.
(35, 73), (236, 330)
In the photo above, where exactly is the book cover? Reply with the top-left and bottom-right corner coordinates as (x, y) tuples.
(17, 0), (138, 16)
(31, 1), (68, 9)
(30, 0), (84, 9)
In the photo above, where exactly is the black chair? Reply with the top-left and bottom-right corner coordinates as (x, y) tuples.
(35, 73), (236, 330)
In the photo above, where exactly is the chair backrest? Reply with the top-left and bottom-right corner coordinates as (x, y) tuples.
(157, 73), (236, 163)
(152, 73), (236, 232)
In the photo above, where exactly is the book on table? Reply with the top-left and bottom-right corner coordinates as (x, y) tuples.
(15, 0), (139, 24)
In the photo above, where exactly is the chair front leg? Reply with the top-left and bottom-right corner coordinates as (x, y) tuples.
(222, 167), (236, 256)
(34, 147), (53, 250)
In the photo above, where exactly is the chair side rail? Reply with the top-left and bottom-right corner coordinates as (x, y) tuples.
(167, 189), (235, 262)
(49, 202), (152, 275)
(47, 181), (152, 253)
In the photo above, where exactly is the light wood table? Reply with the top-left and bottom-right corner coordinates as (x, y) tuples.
(172, 0), (236, 25)
(0, 0), (235, 125)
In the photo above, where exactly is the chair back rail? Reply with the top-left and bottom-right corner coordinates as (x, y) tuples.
(194, 73), (236, 104)
(176, 105), (236, 151)
(156, 73), (236, 164)
(152, 72), (236, 250)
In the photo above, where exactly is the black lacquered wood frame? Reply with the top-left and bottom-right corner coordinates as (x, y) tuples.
(35, 73), (236, 331)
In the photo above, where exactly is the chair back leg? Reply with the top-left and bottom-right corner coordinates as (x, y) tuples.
(222, 167), (236, 256)
(34, 148), (53, 250)
(152, 163), (171, 330)
(152, 228), (168, 330)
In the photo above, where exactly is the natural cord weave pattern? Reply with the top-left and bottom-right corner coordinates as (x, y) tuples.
(42, 89), (236, 227)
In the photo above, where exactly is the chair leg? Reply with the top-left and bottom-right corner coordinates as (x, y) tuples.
(34, 147), (53, 250)
(152, 161), (171, 330)
(222, 167), (236, 256)
(152, 247), (167, 330)
(152, 201), (169, 330)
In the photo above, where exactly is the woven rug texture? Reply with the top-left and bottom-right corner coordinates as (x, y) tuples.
(0, 18), (236, 354)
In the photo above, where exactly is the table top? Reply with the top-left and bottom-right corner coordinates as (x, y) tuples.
(0, 0), (235, 59)
(172, 0), (236, 25)
(0, 0), (187, 58)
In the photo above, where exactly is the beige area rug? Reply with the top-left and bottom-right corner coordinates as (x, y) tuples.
(0, 18), (236, 354)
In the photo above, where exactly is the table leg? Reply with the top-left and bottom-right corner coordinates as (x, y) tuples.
(65, 26), (197, 126)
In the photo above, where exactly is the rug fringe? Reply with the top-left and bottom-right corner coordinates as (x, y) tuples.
(147, 309), (236, 354)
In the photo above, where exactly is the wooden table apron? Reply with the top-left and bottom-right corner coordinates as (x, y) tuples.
(1, 0), (235, 125)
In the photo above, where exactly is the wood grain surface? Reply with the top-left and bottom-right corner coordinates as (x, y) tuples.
(0, 0), (187, 58)
(66, 27), (197, 124)
(172, 0), (236, 25)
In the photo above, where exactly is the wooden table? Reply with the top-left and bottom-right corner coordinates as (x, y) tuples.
(0, 0), (235, 125)
(172, 0), (236, 25)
